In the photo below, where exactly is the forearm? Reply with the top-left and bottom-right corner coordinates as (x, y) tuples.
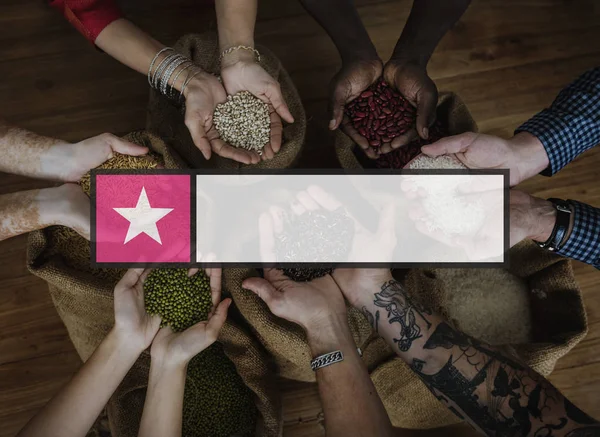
(298, 0), (379, 63)
(95, 19), (164, 77)
(0, 120), (73, 180)
(138, 360), (187, 437)
(306, 315), (394, 437)
(216, 0), (257, 51)
(392, 0), (471, 65)
(18, 329), (143, 437)
(515, 68), (600, 175)
(0, 188), (62, 241)
(354, 275), (599, 436)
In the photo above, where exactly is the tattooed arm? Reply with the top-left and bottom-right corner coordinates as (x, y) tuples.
(333, 269), (599, 437)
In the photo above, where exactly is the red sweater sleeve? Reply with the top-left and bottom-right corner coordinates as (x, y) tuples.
(48, 0), (122, 43)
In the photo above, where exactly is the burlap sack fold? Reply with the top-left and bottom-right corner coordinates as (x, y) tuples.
(146, 33), (306, 170)
(223, 268), (374, 382)
(334, 92), (477, 169)
(26, 131), (282, 437)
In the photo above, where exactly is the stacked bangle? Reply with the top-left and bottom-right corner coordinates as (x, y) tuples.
(148, 47), (202, 101)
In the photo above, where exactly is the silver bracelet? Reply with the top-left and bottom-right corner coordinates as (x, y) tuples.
(179, 69), (202, 102)
(147, 47), (173, 86)
(168, 61), (193, 98)
(152, 53), (180, 90)
(161, 56), (188, 96)
(311, 350), (344, 371)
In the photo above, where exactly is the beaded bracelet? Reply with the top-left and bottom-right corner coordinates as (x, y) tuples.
(219, 45), (261, 64)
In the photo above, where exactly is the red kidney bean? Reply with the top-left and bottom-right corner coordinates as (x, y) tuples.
(345, 79), (418, 148)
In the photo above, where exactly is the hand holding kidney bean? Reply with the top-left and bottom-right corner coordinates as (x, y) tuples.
(344, 78), (419, 157)
(380, 61), (438, 153)
(329, 59), (383, 159)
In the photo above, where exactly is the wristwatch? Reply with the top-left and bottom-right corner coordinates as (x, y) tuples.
(535, 198), (572, 252)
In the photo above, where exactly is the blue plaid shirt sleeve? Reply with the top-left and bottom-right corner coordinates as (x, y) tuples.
(558, 201), (600, 269)
(515, 67), (600, 176)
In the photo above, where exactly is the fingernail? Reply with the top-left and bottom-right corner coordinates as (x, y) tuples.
(329, 119), (336, 130)
(422, 127), (429, 139)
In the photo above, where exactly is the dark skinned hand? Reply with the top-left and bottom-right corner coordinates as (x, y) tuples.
(329, 59), (383, 160)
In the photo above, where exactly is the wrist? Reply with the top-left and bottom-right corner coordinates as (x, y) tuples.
(220, 47), (257, 69)
(37, 186), (67, 227)
(340, 270), (394, 309)
(528, 198), (558, 243)
(150, 352), (188, 375)
(389, 45), (431, 69)
(509, 132), (550, 184)
(306, 313), (355, 357)
(106, 328), (146, 360)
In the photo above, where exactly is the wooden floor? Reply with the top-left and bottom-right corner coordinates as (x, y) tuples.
(0, 0), (599, 436)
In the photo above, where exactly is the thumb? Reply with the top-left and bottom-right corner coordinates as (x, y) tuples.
(242, 277), (281, 309)
(108, 137), (149, 157)
(205, 298), (231, 339)
(185, 115), (212, 161)
(415, 91), (438, 140)
(265, 84), (294, 124)
(421, 132), (477, 157)
(329, 83), (348, 131)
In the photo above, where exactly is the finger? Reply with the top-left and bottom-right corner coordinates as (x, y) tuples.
(329, 85), (348, 131)
(269, 109), (284, 154)
(415, 91), (438, 140)
(107, 136), (149, 157)
(265, 84), (294, 124)
(269, 206), (285, 234)
(185, 117), (212, 161)
(306, 185), (342, 211)
(262, 143), (275, 161)
(205, 298), (231, 340)
(139, 268), (152, 284)
(242, 278), (281, 308)
(188, 268), (199, 277)
(118, 268), (145, 288)
(209, 138), (257, 165)
(379, 129), (419, 154)
(415, 221), (457, 247)
(420, 133), (477, 157)
(296, 191), (319, 211)
(377, 202), (396, 236)
(340, 115), (372, 152)
(290, 199), (306, 215)
(259, 212), (277, 262)
(207, 263), (222, 309)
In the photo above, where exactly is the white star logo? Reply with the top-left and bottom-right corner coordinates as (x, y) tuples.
(113, 187), (173, 244)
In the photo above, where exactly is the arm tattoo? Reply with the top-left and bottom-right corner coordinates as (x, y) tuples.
(373, 279), (432, 351)
(362, 306), (380, 333)
(369, 279), (599, 437)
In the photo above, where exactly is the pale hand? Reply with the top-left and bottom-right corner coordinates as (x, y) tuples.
(242, 269), (346, 332)
(381, 60), (438, 154)
(183, 73), (261, 165)
(421, 132), (550, 186)
(332, 59), (383, 159)
(113, 269), (162, 352)
(150, 267), (231, 368)
(63, 133), (149, 182)
(220, 59), (294, 161)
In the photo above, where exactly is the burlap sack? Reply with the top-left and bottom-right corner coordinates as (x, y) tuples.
(367, 241), (587, 429)
(26, 131), (282, 437)
(146, 33), (306, 170)
(223, 268), (374, 383)
(334, 92), (477, 169)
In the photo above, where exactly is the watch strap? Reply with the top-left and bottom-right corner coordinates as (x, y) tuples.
(536, 198), (572, 251)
